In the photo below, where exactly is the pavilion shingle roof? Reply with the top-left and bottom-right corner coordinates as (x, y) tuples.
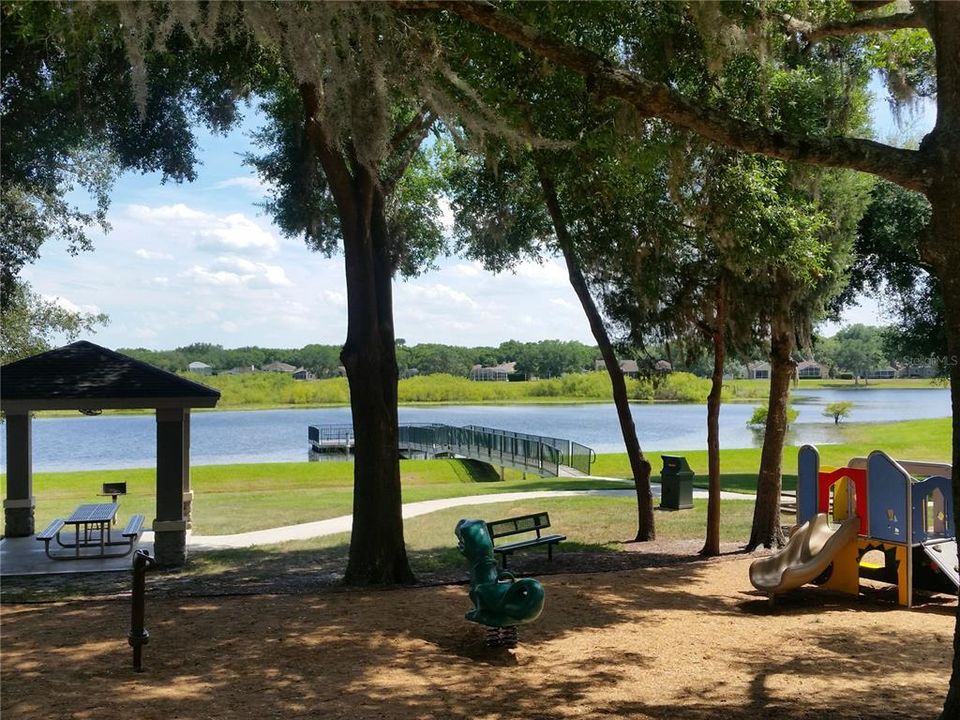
(0, 341), (220, 410)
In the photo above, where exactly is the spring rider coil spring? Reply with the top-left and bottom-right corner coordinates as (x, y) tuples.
(455, 519), (545, 647)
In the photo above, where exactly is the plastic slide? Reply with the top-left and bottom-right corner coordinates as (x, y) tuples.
(922, 538), (960, 589)
(750, 513), (860, 595)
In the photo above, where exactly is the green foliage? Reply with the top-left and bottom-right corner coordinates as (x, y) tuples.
(823, 401), (853, 424)
(179, 369), (724, 408)
(816, 324), (888, 380)
(0, 278), (108, 363)
(0, 2), (252, 307)
(747, 404), (799, 428)
(832, 181), (944, 369)
(864, 28), (937, 101)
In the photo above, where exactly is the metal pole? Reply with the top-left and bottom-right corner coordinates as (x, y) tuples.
(130, 549), (156, 672)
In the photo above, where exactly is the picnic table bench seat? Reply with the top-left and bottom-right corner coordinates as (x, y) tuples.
(122, 514), (146, 538)
(486, 512), (565, 568)
(36, 518), (66, 554)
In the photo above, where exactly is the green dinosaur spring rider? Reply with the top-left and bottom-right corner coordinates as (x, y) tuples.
(455, 518), (545, 647)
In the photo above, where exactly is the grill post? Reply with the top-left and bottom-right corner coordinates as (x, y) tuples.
(129, 549), (156, 672)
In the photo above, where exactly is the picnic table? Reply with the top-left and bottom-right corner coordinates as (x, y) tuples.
(36, 503), (145, 560)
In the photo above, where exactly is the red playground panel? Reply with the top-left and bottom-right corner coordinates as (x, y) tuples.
(818, 466), (868, 536)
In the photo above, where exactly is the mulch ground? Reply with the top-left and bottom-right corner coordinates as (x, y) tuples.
(2, 552), (955, 720)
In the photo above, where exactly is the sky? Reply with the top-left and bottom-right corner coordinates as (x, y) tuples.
(23, 77), (936, 351)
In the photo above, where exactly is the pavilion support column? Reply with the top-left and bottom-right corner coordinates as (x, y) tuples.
(154, 408), (189, 567)
(182, 410), (193, 529)
(4, 412), (35, 537)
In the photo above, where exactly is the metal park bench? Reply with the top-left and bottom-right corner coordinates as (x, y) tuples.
(486, 511), (566, 568)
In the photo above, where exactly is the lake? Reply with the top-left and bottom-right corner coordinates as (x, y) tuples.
(1, 387), (949, 472)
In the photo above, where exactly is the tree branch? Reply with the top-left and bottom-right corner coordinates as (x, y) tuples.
(785, 9), (928, 44)
(401, 0), (930, 193)
(389, 105), (432, 156)
(299, 83), (357, 222)
(383, 110), (435, 195)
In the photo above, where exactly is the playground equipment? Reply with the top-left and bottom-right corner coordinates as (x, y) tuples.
(750, 514), (860, 599)
(455, 519), (545, 647)
(749, 445), (957, 606)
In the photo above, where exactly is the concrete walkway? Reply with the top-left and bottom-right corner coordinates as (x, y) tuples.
(188, 483), (754, 551)
(0, 483), (754, 575)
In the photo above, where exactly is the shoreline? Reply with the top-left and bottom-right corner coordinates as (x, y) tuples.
(29, 381), (949, 419)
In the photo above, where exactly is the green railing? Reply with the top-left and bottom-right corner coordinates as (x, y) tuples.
(400, 423), (594, 477)
(309, 423), (595, 477)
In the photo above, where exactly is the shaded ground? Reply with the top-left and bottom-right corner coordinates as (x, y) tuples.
(2, 556), (954, 720)
(0, 538), (742, 601)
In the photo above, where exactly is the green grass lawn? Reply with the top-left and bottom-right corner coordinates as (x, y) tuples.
(184, 494), (755, 579)
(16, 417), (948, 536)
(592, 417), (951, 494)
(26, 459), (628, 535)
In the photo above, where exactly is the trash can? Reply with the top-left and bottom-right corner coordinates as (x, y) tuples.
(659, 455), (694, 510)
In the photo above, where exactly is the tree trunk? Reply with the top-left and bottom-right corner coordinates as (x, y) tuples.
(746, 315), (795, 550)
(537, 168), (655, 541)
(340, 173), (415, 585)
(299, 84), (415, 586)
(701, 279), (726, 556)
(924, 7), (960, 715)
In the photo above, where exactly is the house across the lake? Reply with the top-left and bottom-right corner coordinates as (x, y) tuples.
(187, 361), (213, 375)
(868, 366), (898, 379)
(470, 361), (516, 381)
(221, 365), (258, 375)
(262, 361), (298, 373)
(796, 360), (826, 380)
(292, 367), (315, 380)
(901, 362), (937, 378)
(747, 361), (771, 379)
(594, 358), (662, 378)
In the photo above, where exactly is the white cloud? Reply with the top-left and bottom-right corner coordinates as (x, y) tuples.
(133, 327), (158, 340)
(514, 259), (568, 287)
(151, 276), (170, 286)
(183, 266), (246, 287)
(322, 290), (346, 307)
(451, 262), (483, 277)
(42, 294), (101, 316)
(136, 248), (174, 261)
(211, 176), (273, 194)
(126, 203), (280, 257)
(438, 196), (454, 234)
(194, 214), (279, 255)
(402, 283), (478, 308)
(128, 203), (207, 223)
(182, 256), (291, 289)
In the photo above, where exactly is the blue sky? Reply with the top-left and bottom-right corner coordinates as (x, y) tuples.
(24, 78), (936, 351)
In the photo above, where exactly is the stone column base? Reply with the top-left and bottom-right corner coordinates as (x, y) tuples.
(182, 491), (194, 530)
(4, 504), (35, 537)
(153, 520), (188, 567)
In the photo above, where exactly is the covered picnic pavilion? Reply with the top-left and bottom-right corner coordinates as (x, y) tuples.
(1, 341), (220, 566)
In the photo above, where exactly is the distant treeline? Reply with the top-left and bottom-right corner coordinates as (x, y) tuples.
(183, 370), (758, 408)
(120, 339), (605, 379)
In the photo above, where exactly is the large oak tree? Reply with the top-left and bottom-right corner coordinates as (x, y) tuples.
(405, 1), (960, 715)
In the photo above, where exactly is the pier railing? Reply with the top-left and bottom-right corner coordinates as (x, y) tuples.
(401, 423), (594, 477)
(310, 422), (594, 477)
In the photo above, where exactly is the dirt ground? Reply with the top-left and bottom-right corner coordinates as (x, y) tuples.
(2, 556), (955, 720)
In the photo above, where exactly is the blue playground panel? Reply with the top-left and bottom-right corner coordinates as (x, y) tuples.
(797, 445), (819, 524)
(867, 451), (910, 544)
(912, 474), (953, 544)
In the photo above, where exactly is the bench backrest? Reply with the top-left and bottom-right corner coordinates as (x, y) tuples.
(487, 512), (551, 540)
